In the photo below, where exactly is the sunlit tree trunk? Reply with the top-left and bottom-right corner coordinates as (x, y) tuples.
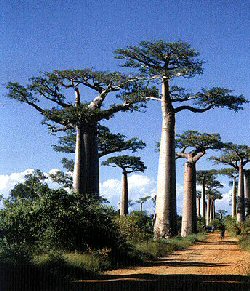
(244, 170), (250, 217)
(73, 87), (87, 194)
(206, 196), (211, 225)
(181, 161), (195, 237)
(202, 178), (206, 221)
(120, 171), (128, 216)
(232, 177), (237, 218)
(237, 161), (245, 222)
(154, 77), (177, 238)
(192, 165), (197, 233)
(73, 125), (87, 194)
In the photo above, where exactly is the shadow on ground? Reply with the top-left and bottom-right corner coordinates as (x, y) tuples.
(0, 264), (249, 291)
(74, 274), (250, 291)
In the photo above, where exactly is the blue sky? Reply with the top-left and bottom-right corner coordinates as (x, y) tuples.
(0, 0), (249, 212)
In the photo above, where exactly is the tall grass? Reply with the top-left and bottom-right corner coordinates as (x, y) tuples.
(134, 233), (206, 259)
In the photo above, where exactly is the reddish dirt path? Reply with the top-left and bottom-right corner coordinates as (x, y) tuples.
(75, 233), (250, 291)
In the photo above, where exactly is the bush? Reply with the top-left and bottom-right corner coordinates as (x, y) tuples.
(0, 239), (32, 265)
(0, 188), (128, 254)
(224, 216), (241, 236)
(115, 211), (153, 242)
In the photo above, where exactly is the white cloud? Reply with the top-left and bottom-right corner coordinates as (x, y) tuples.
(100, 174), (156, 213)
(0, 169), (233, 216)
(0, 168), (63, 199)
(0, 169), (35, 197)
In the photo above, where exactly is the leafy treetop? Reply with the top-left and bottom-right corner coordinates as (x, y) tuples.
(210, 143), (250, 170)
(6, 69), (157, 130)
(115, 40), (247, 113)
(102, 155), (146, 174)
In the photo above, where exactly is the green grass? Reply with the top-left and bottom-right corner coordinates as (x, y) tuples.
(134, 233), (206, 259)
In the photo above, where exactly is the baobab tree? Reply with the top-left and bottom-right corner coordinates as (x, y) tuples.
(217, 168), (238, 218)
(102, 155), (146, 216)
(175, 131), (222, 236)
(197, 170), (217, 221)
(211, 143), (250, 222)
(205, 177), (223, 225)
(136, 195), (152, 212)
(54, 125), (146, 171)
(244, 169), (250, 217)
(115, 40), (247, 237)
(7, 70), (152, 196)
(196, 191), (202, 218)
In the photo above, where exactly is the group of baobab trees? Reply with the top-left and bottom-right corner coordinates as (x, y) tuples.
(6, 40), (248, 239)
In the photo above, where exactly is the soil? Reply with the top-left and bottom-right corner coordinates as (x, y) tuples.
(75, 232), (250, 291)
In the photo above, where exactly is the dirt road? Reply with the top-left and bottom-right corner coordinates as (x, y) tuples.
(75, 232), (250, 291)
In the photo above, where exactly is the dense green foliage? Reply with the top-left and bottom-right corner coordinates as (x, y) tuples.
(0, 172), (128, 256)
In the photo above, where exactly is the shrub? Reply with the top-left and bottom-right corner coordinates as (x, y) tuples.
(115, 211), (153, 242)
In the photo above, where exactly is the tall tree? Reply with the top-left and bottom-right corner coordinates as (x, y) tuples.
(176, 131), (221, 237)
(102, 155), (146, 216)
(244, 169), (250, 218)
(7, 70), (152, 196)
(197, 170), (217, 221)
(136, 195), (152, 212)
(211, 144), (250, 222)
(196, 190), (202, 218)
(53, 125), (146, 171)
(205, 177), (223, 224)
(217, 168), (238, 218)
(115, 40), (247, 238)
(197, 171), (222, 225)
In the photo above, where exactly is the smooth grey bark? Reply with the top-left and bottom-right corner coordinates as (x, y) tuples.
(73, 87), (87, 194)
(73, 125), (87, 194)
(206, 196), (211, 225)
(154, 78), (177, 238)
(181, 162), (196, 237)
(192, 165), (198, 233)
(237, 162), (245, 222)
(244, 170), (250, 217)
(120, 171), (129, 216)
(202, 178), (206, 220)
(232, 177), (237, 218)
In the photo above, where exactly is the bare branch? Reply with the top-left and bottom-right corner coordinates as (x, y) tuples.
(174, 105), (213, 113)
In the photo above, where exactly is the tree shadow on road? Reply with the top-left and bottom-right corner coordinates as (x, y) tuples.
(74, 274), (250, 291)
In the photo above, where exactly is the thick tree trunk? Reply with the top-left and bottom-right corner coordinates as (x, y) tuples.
(206, 196), (211, 225)
(197, 197), (201, 217)
(72, 87), (87, 194)
(202, 178), (206, 221)
(181, 162), (195, 237)
(192, 165), (197, 233)
(232, 177), (237, 218)
(120, 172), (128, 216)
(237, 162), (245, 222)
(73, 125), (87, 194)
(154, 78), (177, 238)
(84, 124), (99, 196)
(244, 170), (250, 217)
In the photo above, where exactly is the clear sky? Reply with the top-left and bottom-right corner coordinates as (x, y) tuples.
(0, 0), (249, 213)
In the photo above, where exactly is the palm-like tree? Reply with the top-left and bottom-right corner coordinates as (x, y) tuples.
(211, 144), (250, 222)
(115, 40), (246, 238)
(102, 155), (146, 216)
(176, 131), (221, 236)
